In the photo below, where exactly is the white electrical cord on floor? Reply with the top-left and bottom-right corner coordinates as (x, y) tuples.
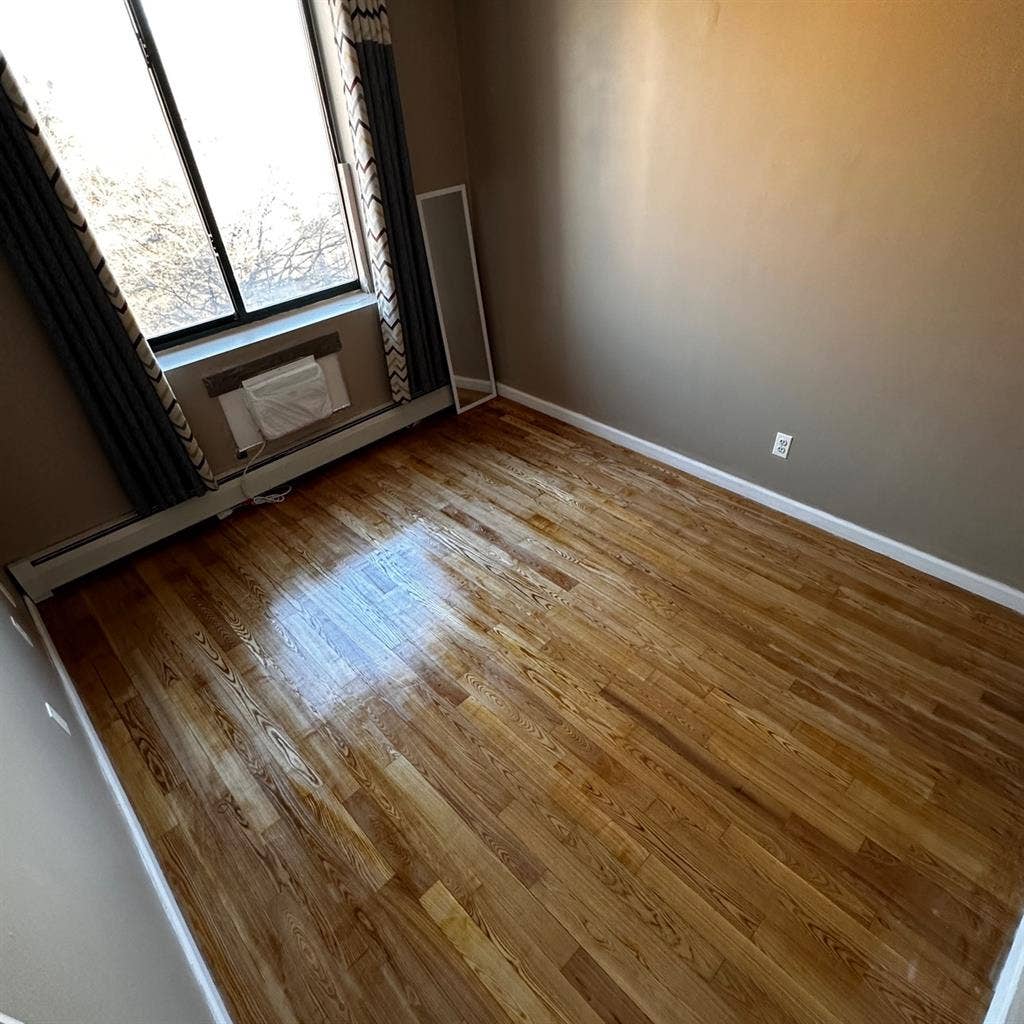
(239, 441), (292, 506)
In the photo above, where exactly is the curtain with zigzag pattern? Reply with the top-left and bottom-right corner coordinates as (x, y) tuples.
(0, 54), (217, 513)
(328, 0), (448, 402)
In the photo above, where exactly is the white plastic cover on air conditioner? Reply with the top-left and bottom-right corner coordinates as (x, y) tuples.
(241, 355), (333, 441)
(217, 352), (351, 451)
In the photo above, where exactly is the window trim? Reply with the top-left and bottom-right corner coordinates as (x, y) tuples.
(123, 0), (361, 353)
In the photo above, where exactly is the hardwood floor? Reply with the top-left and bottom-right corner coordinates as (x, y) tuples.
(43, 398), (1024, 1024)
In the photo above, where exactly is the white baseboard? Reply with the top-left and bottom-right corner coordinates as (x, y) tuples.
(496, 384), (1024, 615)
(10, 388), (452, 602)
(25, 597), (233, 1024)
(986, 915), (1024, 1024)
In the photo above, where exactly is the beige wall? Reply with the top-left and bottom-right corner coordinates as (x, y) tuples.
(1, 597), (211, 1022)
(0, 256), (133, 567)
(455, 0), (1024, 589)
(389, 0), (469, 194)
(0, 0), (468, 569)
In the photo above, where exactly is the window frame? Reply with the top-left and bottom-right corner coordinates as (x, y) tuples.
(122, 0), (362, 353)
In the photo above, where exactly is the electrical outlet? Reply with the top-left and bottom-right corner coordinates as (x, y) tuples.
(45, 702), (71, 735)
(772, 432), (793, 459)
(10, 615), (34, 648)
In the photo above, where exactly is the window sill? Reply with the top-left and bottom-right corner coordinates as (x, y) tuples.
(157, 290), (379, 372)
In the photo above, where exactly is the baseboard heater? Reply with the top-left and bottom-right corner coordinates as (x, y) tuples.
(8, 386), (453, 602)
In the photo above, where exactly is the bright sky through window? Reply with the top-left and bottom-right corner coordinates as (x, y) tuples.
(4, 0), (357, 341)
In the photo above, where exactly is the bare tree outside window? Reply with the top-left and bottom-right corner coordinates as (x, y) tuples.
(6, 0), (357, 342)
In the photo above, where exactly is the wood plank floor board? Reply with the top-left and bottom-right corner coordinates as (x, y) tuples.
(42, 399), (1024, 1024)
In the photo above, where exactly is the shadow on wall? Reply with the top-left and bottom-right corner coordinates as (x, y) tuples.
(0, 255), (133, 567)
(458, 1), (570, 399)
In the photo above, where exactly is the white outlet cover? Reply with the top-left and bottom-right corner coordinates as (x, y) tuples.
(45, 702), (71, 735)
(772, 432), (793, 459)
(10, 615), (34, 648)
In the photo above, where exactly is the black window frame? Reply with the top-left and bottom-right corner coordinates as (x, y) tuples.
(123, 0), (362, 353)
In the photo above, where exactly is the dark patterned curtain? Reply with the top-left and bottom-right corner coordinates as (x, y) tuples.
(328, 0), (448, 401)
(0, 55), (216, 513)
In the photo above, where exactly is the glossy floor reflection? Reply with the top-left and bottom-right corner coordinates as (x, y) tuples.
(44, 399), (1024, 1024)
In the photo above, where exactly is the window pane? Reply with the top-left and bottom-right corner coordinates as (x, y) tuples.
(3, 0), (234, 337)
(142, 0), (357, 312)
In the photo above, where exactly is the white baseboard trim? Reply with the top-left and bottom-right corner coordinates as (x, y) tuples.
(10, 388), (452, 602)
(985, 913), (1024, 1024)
(25, 597), (233, 1024)
(496, 384), (1024, 615)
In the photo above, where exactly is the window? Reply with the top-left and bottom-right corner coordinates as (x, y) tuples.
(4, 0), (359, 348)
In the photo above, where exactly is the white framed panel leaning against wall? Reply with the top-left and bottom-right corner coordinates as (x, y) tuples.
(417, 185), (496, 413)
